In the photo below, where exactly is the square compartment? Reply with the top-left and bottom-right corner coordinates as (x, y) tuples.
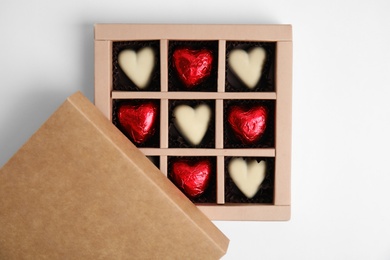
(224, 99), (275, 148)
(224, 156), (275, 203)
(169, 99), (215, 148)
(168, 40), (218, 92)
(112, 99), (161, 148)
(225, 41), (276, 92)
(168, 156), (217, 204)
(113, 40), (161, 91)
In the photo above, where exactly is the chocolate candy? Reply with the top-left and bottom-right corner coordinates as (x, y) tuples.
(228, 105), (268, 144)
(117, 101), (158, 144)
(118, 47), (155, 89)
(173, 104), (211, 146)
(172, 48), (213, 88)
(228, 158), (266, 198)
(170, 158), (212, 198)
(228, 47), (266, 89)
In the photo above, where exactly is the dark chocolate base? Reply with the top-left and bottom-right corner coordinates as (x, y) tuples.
(147, 156), (160, 169)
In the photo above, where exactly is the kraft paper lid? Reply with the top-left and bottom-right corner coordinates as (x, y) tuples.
(0, 91), (229, 259)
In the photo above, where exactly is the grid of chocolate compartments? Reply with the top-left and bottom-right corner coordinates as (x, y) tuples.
(111, 40), (276, 205)
(95, 24), (291, 220)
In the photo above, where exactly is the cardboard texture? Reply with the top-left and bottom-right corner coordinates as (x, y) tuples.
(94, 24), (292, 221)
(0, 92), (229, 259)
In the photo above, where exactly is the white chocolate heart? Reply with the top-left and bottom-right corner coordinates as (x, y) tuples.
(228, 47), (266, 89)
(228, 158), (266, 198)
(173, 104), (211, 146)
(118, 47), (154, 89)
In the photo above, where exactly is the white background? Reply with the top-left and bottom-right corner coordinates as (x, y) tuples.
(1, 1), (390, 259)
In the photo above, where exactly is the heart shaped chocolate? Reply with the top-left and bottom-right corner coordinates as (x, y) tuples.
(170, 159), (212, 198)
(173, 104), (211, 146)
(118, 47), (155, 89)
(117, 101), (158, 144)
(228, 105), (267, 144)
(172, 48), (213, 88)
(228, 158), (266, 198)
(228, 47), (266, 89)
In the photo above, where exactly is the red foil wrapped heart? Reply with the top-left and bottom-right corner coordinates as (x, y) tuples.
(170, 159), (212, 198)
(117, 101), (158, 144)
(172, 48), (213, 88)
(228, 106), (268, 144)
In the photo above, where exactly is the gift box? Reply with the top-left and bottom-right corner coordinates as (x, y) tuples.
(0, 92), (229, 259)
(94, 24), (293, 221)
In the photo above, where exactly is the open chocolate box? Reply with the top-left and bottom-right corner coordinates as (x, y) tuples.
(94, 24), (292, 221)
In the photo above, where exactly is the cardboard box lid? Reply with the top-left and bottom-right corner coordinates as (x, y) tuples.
(0, 92), (229, 259)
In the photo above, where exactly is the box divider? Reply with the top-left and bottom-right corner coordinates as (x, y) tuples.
(274, 41), (293, 206)
(94, 40), (113, 120)
(160, 155), (168, 176)
(215, 100), (224, 149)
(217, 156), (225, 204)
(217, 40), (226, 93)
(95, 24), (293, 42)
(160, 39), (168, 92)
(160, 99), (169, 148)
(112, 91), (276, 100)
(198, 205), (290, 221)
(139, 148), (275, 157)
